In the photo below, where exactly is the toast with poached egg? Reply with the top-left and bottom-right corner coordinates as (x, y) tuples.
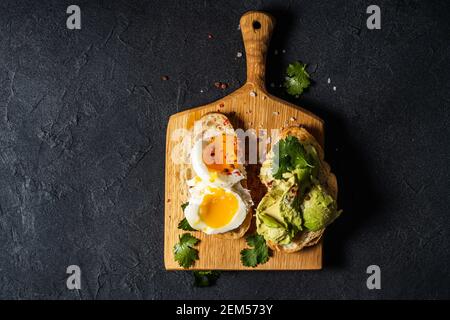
(179, 113), (253, 240)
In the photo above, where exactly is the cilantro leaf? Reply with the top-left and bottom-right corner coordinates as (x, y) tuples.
(193, 271), (221, 287)
(178, 203), (195, 231)
(284, 61), (311, 97)
(272, 136), (315, 181)
(240, 234), (270, 267)
(178, 218), (195, 231)
(178, 202), (197, 231)
(240, 248), (259, 267)
(174, 233), (200, 268)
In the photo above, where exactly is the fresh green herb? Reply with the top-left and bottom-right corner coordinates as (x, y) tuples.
(174, 233), (200, 268)
(272, 136), (314, 180)
(181, 202), (189, 211)
(178, 218), (195, 231)
(240, 234), (270, 267)
(284, 61), (311, 97)
(178, 203), (195, 231)
(193, 271), (221, 287)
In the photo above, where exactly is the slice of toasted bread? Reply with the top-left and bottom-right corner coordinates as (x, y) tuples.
(263, 126), (338, 253)
(180, 112), (253, 240)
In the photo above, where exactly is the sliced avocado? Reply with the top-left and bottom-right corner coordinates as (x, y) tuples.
(259, 213), (285, 228)
(302, 185), (341, 231)
(256, 177), (302, 245)
(279, 181), (302, 236)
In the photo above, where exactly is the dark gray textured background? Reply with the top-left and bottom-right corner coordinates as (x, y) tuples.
(0, 0), (449, 299)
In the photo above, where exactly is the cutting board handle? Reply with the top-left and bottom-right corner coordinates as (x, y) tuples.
(240, 11), (275, 89)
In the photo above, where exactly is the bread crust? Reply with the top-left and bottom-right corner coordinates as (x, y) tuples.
(181, 112), (252, 239)
(263, 126), (338, 253)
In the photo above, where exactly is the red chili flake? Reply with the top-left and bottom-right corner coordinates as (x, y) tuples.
(161, 75), (169, 81)
(223, 119), (230, 125)
(219, 103), (225, 108)
(214, 82), (228, 90)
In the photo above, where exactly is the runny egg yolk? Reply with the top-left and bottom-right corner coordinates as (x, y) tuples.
(202, 134), (238, 174)
(199, 188), (238, 228)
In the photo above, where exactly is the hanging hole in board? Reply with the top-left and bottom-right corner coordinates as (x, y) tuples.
(252, 20), (261, 30)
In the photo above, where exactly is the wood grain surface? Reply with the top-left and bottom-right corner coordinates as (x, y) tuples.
(164, 11), (325, 270)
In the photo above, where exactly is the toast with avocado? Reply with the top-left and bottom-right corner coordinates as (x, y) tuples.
(256, 126), (340, 252)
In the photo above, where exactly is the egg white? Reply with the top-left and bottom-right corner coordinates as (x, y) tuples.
(191, 137), (245, 188)
(184, 180), (252, 234)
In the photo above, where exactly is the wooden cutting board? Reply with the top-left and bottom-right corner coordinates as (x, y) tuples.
(164, 11), (325, 270)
